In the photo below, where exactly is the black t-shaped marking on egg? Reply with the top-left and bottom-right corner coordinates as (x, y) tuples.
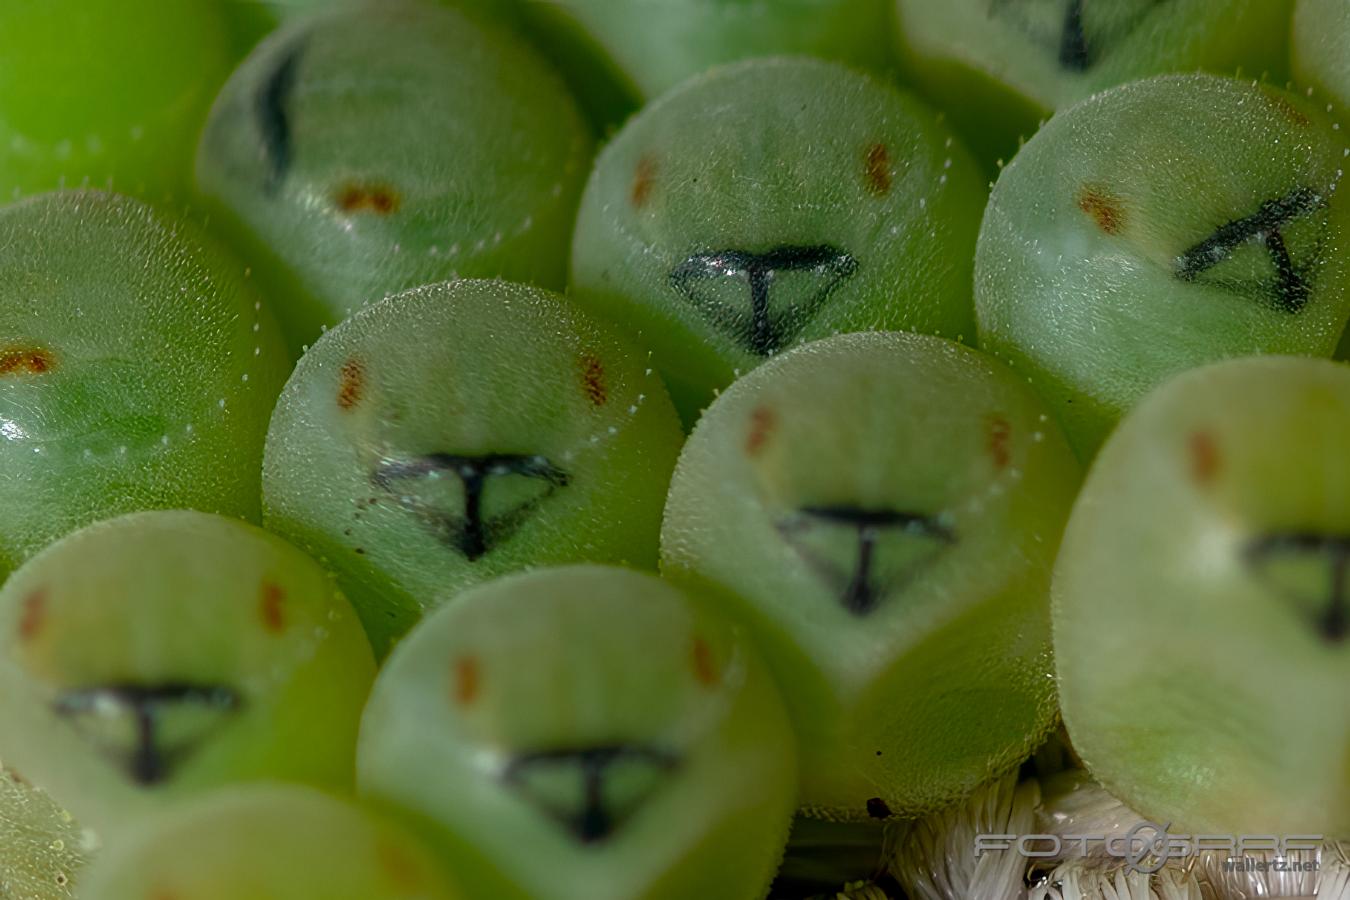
(1244, 531), (1350, 643)
(1175, 187), (1326, 314)
(669, 246), (858, 356)
(779, 506), (957, 616)
(1058, 0), (1091, 70)
(991, 0), (1167, 71)
(256, 40), (305, 193)
(52, 683), (241, 785)
(501, 744), (678, 844)
(373, 454), (569, 560)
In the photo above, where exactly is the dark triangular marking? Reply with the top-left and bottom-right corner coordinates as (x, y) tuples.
(777, 506), (956, 616)
(1175, 187), (1327, 314)
(501, 745), (678, 843)
(1244, 532), (1349, 643)
(669, 246), (858, 356)
(52, 684), (241, 785)
(256, 40), (305, 194)
(1058, 0), (1090, 70)
(990, 0), (1167, 70)
(373, 454), (569, 560)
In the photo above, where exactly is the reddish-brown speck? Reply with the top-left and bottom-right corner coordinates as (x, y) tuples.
(260, 581), (286, 633)
(579, 354), (607, 407)
(17, 589), (46, 642)
(691, 636), (717, 687)
(986, 414), (1012, 470)
(631, 155), (657, 209)
(376, 841), (423, 891)
(745, 406), (776, 456)
(864, 143), (892, 196)
(1261, 87), (1310, 127)
(1189, 431), (1220, 485)
(454, 657), (480, 707)
(337, 358), (365, 411)
(1077, 186), (1124, 235)
(336, 185), (363, 211)
(0, 347), (55, 376)
(335, 183), (401, 215)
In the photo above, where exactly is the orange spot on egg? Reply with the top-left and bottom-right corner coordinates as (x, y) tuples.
(1077, 185), (1124, 235)
(745, 406), (775, 456)
(337, 358), (365, 411)
(691, 636), (717, 687)
(1189, 430), (1220, 485)
(579, 353), (607, 407)
(17, 589), (46, 642)
(0, 347), (55, 376)
(453, 657), (480, 707)
(335, 183), (401, 215)
(260, 581), (286, 633)
(376, 840), (424, 891)
(985, 414), (1012, 470)
(631, 155), (657, 209)
(864, 143), (892, 196)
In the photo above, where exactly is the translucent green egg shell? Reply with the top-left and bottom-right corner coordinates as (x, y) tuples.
(895, 0), (1293, 166)
(662, 331), (1081, 819)
(571, 56), (984, 419)
(0, 190), (289, 582)
(358, 565), (797, 900)
(976, 74), (1350, 458)
(263, 280), (684, 656)
(196, 0), (594, 350)
(79, 785), (462, 900)
(0, 0), (235, 201)
(1055, 356), (1350, 838)
(0, 510), (376, 831)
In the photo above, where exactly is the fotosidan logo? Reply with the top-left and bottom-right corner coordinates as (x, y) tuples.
(974, 822), (1324, 875)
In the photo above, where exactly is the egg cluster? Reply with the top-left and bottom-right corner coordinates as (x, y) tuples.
(0, 2), (1346, 899)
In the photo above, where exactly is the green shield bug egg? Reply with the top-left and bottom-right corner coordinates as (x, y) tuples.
(357, 565), (797, 900)
(570, 56), (985, 421)
(662, 331), (1081, 820)
(1054, 356), (1350, 838)
(0, 510), (376, 832)
(262, 279), (684, 656)
(195, 0), (595, 351)
(976, 74), (1350, 458)
(0, 189), (289, 582)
